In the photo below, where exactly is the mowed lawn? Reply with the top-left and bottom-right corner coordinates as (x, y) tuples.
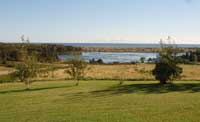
(0, 80), (200, 122)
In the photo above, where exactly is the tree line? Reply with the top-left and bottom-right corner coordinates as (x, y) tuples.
(0, 43), (82, 64)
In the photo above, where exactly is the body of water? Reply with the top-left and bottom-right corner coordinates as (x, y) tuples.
(59, 43), (191, 63)
(59, 52), (158, 63)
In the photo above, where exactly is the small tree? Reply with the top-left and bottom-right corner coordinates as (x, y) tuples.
(152, 39), (182, 84)
(14, 63), (30, 82)
(152, 58), (182, 84)
(14, 54), (38, 89)
(140, 57), (145, 63)
(118, 69), (127, 85)
(190, 53), (198, 63)
(65, 57), (88, 86)
(0, 48), (8, 64)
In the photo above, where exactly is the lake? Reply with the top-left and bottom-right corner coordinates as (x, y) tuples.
(59, 52), (158, 63)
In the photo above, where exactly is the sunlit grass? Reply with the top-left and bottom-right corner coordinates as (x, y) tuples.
(0, 80), (200, 122)
(48, 64), (200, 81)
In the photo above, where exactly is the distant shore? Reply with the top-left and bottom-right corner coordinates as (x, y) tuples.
(0, 42), (198, 53)
(64, 43), (200, 48)
(64, 43), (199, 52)
(81, 46), (197, 53)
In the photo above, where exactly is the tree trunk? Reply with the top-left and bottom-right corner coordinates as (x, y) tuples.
(26, 79), (30, 90)
(160, 79), (167, 84)
(119, 80), (124, 85)
(75, 80), (79, 86)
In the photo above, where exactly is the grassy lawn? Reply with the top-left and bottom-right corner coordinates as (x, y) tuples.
(0, 80), (200, 122)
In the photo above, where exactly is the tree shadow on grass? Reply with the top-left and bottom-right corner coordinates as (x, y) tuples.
(63, 83), (200, 101)
(90, 83), (200, 96)
(0, 85), (73, 94)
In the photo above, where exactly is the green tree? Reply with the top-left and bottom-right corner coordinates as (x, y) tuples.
(152, 45), (182, 84)
(14, 54), (38, 89)
(190, 53), (198, 63)
(140, 57), (145, 63)
(65, 57), (88, 86)
(0, 48), (8, 64)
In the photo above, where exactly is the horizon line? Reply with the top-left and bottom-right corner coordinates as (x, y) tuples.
(1, 41), (200, 45)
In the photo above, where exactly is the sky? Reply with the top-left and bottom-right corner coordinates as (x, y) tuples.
(0, 0), (200, 44)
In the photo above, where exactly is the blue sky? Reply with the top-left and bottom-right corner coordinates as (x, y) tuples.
(0, 0), (200, 44)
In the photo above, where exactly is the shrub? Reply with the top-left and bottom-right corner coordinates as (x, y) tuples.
(152, 44), (182, 84)
(140, 57), (145, 63)
(65, 57), (88, 86)
(13, 55), (38, 89)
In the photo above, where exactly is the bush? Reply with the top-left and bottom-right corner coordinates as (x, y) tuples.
(65, 57), (88, 86)
(140, 57), (145, 63)
(89, 58), (104, 64)
(152, 46), (182, 84)
(13, 55), (38, 89)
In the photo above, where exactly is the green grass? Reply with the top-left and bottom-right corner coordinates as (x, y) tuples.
(0, 80), (200, 122)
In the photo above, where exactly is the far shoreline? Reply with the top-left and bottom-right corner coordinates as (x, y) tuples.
(0, 42), (199, 53)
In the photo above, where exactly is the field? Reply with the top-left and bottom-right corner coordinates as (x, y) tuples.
(0, 66), (13, 75)
(50, 64), (200, 81)
(1, 64), (200, 81)
(0, 80), (200, 122)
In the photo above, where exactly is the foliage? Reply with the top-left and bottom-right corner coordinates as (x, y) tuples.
(190, 53), (198, 63)
(179, 49), (200, 64)
(152, 45), (182, 84)
(13, 54), (38, 89)
(140, 57), (145, 63)
(14, 63), (30, 82)
(89, 58), (104, 64)
(65, 57), (88, 85)
(0, 43), (82, 63)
